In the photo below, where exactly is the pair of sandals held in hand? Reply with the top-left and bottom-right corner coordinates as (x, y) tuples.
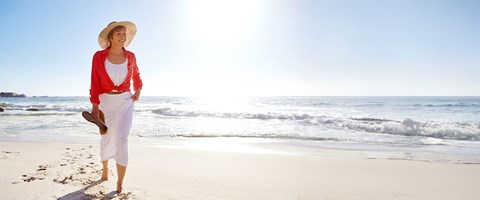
(82, 111), (108, 135)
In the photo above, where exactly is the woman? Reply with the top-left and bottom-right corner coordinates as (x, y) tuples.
(88, 21), (142, 193)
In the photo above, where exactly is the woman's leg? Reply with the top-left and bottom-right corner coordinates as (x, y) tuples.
(116, 163), (127, 193)
(101, 160), (109, 180)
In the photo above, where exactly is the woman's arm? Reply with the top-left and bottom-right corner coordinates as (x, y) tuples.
(90, 52), (102, 105)
(130, 52), (142, 102)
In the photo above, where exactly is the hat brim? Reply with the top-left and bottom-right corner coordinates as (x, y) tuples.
(98, 21), (137, 49)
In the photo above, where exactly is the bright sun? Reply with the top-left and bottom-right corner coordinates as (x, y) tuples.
(186, 0), (260, 47)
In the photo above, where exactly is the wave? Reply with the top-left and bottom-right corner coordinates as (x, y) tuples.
(0, 103), (87, 113)
(412, 103), (480, 107)
(151, 108), (480, 141)
(138, 133), (341, 142)
(0, 112), (76, 116)
(135, 133), (451, 146)
(307, 117), (480, 141)
(152, 108), (311, 120)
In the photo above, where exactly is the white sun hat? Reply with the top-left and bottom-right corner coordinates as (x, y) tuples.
(98, 21), (137, 49)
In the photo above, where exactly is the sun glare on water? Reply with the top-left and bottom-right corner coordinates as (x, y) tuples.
(196, 95), (252, 113)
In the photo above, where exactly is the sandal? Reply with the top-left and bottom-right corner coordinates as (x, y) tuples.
(82, 111), (108, 134)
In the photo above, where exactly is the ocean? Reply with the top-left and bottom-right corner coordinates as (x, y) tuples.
(1, 96), (480, 163)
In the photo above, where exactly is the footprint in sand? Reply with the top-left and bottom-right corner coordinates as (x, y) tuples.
(18, 146), (101, 186)
(20, 164), (51, 182)
(54, 174), (74, 184)
(52, 146), (107, 187)
(16, 145), (139, 199)
(37, 165), (48, 171)
(1, 150), (20, 159)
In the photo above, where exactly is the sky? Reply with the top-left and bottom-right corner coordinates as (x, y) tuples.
(0, 0), (479, 97)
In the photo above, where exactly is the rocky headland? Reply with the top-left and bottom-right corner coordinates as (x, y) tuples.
(0, 92), (26, 98)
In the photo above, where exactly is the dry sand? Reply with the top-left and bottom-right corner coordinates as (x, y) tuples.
(1, 141), (479, 200)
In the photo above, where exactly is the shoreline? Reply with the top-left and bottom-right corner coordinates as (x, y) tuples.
(1, 140), (480, 199)
(2, 135), (480, 164)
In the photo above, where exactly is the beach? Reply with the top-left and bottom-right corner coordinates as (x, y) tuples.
(1, 96), (480, 199)
(1, 140), (480, 200)
(2, 0), (480, 198)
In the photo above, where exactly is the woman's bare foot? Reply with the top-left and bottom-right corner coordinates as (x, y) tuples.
(101, 161), (108, 181)
(101, 169), (108, 181)
(116, 182), (123, 193)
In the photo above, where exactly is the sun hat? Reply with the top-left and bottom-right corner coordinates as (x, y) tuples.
(98, 21), (137, 49)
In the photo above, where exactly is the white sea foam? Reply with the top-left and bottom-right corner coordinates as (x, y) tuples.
(420, 138), (446, 145)
(148, 106), (480, 141)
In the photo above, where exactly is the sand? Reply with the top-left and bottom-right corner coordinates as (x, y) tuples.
(1, 141), (480, 200)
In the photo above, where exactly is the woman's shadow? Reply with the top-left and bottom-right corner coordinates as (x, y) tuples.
(57, 179), (118, 200)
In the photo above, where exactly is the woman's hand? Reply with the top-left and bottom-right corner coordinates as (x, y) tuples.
(131, 90), (141, 102)
(91, 104), (100, 118)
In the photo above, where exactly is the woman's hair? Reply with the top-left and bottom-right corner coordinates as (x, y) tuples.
(108, 26), (126, 40)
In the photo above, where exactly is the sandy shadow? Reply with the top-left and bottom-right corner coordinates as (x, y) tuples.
(57, 179), (117, 200)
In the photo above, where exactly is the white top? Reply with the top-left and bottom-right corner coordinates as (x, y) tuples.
(105, 59), (128, 86)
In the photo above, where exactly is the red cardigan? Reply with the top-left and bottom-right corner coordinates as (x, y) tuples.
(89, 47), (143, 104)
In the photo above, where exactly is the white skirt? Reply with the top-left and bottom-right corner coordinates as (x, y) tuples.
(98, 92), (134, 166)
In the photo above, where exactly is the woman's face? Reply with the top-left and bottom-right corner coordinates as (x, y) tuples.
(109, 28), (126, 47)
